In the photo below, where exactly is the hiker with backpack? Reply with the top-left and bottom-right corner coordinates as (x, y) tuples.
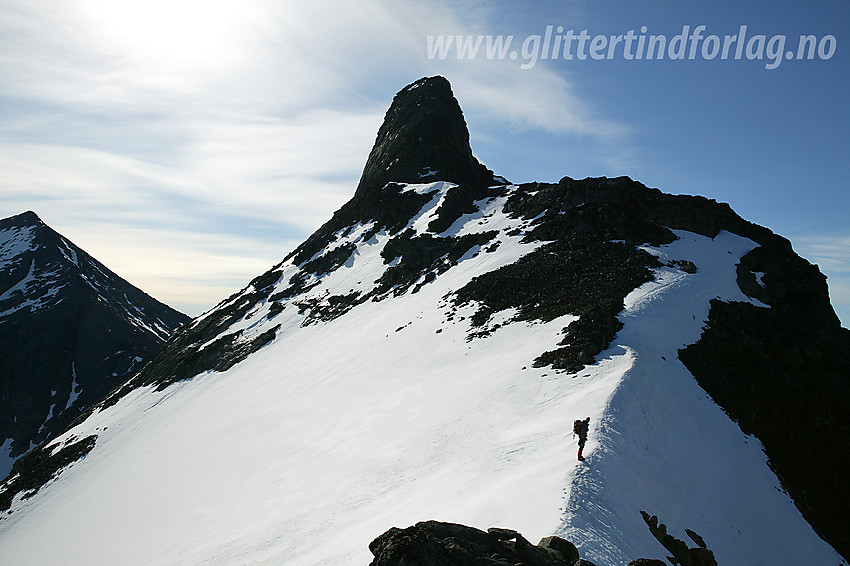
(574, 417), (590, 461)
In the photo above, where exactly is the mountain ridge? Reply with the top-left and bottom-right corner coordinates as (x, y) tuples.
(0, 77), (846, 565)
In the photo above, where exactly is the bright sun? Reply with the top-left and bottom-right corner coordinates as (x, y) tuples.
(84, 0), (245, 69)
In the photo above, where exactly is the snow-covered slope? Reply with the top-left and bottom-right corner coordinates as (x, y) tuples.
(0, 183), (843, 565)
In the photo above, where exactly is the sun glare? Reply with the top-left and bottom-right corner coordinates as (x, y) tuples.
(84, 0), (245, 70)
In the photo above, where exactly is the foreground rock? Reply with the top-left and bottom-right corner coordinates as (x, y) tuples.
(368, 521), (685, 566)
(368, 521), (584, 566)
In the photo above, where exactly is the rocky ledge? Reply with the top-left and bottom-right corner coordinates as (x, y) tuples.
(368, 518), (715, 566)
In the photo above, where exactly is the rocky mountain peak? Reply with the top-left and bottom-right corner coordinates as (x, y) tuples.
(0, 211), (45, 255)
(0, 211), (189, 481)
(355, 76), (494, 198)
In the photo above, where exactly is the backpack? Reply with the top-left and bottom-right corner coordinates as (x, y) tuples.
(573, 419), (583, 436)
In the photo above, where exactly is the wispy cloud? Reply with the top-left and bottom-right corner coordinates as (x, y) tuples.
(793, 235), (850, 328)
(795, 236), (850, 273)
(0, 0), (632, 315)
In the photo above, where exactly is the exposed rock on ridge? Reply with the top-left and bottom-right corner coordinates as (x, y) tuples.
(641, 512), (717, 566)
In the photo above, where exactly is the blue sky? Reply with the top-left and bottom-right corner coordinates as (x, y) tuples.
(1, 0), (848, 325)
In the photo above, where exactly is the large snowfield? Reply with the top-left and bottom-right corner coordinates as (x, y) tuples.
(0, 184), (844, 565)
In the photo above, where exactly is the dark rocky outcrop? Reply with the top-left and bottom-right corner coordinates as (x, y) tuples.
(355, 76), (495, 200)
(105, 289), (281, 397)
(640, 512), (717, 566)
(367, 521), (703, 565)
(450, 233), (658, 371)
(0, 435), (96, 512)
(447, 174), (759, 371)
(368, 521), (590, 566)
(375, 229), (498, 298)
(0, 212), (188, 478)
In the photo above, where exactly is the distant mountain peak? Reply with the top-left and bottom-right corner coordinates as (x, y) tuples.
(0, 211), (189, 480)
(355, 76), (495, 198)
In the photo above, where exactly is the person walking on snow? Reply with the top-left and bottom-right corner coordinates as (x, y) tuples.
(574, 417), (590, 461)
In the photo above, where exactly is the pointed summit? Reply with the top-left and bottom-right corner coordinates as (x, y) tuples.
(355, 76), (493, 197)
(0, 210), (43, 231)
